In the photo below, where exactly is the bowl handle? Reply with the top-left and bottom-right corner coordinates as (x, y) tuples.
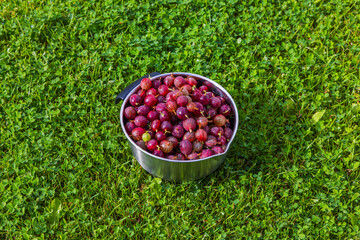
(115, 72), (161, 104)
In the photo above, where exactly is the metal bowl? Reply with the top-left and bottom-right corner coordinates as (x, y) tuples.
(115, 72), (238, 182)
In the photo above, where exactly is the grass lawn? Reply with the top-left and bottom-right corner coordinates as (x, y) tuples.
(1, 0), (360, 238)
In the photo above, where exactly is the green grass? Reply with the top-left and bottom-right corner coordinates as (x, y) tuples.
(1, 0), (360, 238)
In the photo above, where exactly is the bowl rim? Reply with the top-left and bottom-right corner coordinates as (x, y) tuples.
(119, 72), (239, 163)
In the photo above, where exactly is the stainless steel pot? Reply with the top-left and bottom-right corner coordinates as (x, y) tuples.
(115, 72), (238, 182)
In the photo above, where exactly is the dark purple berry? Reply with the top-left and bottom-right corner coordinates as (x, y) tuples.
(176, 107), (190, 121)
(147, 130), (155, 139)
(158, 85), (169, 96)
(150, 119), (161, 132)
(206, 108), (217, 119)
(181, 85), (192, 94)
(136, 140), (147, 150)
(212, 146), (225, 154)
(156, 103), (167, 112)
(129, 94), (142, 107)
(170, 112), (178, 123)
(192, 89), (202, 101)
(199, 85), (208, 93)
(193, 141), (203, 152)
(137, 105), (150, 116)
(180, 139), (192, 155)
(161, 121), (173, 133)
(203, 125), (210, 134)
(159, 111), (171, 122)
(164, 75), (175, 87)
(158, 95), (166, 103)
(172, 125), (185, 138)
(219, 104), (231, 117)
(125, 122), (136, 134)
(210, 127), (224, 137)
(146, 88), (157, 96)
(155, 131), (166, 142)
(174, 76), (186, 88)
(183, 131), (196, 142)
(219, 97), (226, 105)
(134, 115), (147, 127)
(210, 97), (221, 108)
(167, 136), (179, 148)
(193, 102), (205, 116)
(147, 110), (159, 121)
(224, 127), (233, 140)
(186, 77), (197, 86)
(200, 149), (213, 158)
(177, 95), (188, 107)
(153, 79), (161, 89)
(205, 136), (217, 148)
(166, 92), (176, 102)
(137, 89), (146, 99)
(199, 92), (211, 106)
(144, 95), (157, 107)
(218, 135), (226, 145)
(183, 118), (196, 132)
(177, 153), (186, 160)
(153, 149), (164, 158)
(124, 106), (136, 119)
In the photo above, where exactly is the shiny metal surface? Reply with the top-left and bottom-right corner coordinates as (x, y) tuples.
(120, 72), (239, 182)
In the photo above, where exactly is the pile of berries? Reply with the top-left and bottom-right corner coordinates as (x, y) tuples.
(123, 74), (234, 160)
